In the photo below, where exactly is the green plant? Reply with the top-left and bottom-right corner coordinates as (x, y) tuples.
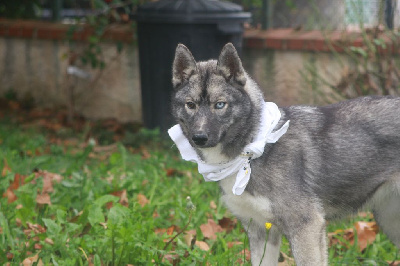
(64, 0), (134, 123)
(0, 116), (398, 265)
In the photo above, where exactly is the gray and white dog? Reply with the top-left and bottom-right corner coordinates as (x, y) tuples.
(169, 43), (400, 265)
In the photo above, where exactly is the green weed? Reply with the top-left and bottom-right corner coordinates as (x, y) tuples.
(0, 119), (398, 265)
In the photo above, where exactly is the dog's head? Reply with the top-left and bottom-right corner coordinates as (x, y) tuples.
(171, 43), (263, 157)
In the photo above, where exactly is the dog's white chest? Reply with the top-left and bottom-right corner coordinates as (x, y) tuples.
(219, 174), (274, 227)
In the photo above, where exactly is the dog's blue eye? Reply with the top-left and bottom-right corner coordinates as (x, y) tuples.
(186, 101), (196, 109)
(215, 102), (226, 109)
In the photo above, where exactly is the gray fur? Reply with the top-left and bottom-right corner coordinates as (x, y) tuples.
(171, 43), (400, 265)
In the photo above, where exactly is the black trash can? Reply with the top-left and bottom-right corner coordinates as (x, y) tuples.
(136, 0), (251, 131)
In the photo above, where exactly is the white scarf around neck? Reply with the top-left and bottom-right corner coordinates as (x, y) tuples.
(168, 102), (290, 196)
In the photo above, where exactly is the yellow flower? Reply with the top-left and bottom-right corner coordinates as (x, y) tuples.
(265, 223), (272, 230)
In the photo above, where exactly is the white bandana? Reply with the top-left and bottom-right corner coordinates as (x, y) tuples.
(168, 102), (290, 196)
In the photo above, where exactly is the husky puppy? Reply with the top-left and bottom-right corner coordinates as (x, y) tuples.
(169, 43), (400, 266)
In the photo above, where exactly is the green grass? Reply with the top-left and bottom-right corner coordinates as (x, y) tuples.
(0, 118), (398, 265)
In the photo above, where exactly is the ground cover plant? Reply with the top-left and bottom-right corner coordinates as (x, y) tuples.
(0, 103), (399, 265)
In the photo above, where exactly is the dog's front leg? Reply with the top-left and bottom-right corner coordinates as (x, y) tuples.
(246, 221), (282, 266)
(287, 214), (328, 266)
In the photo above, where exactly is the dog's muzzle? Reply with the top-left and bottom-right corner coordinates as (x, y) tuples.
(192, 133), (208, 146)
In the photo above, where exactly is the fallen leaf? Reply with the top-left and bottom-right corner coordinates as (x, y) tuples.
(183, 230), (197, 247)
(388, 261), (400, 266)
(137, 193), (149, 207)
(209, 201), (217, 210)
(140, 146), (151, 159)
(44, 238), (54, 245)
(26, 223), (46, 234)
(195, 240), (210, 251)
(200, 219), (224, 240)
(36, 193), (51, 205)
(109, 189), (129, 208)
(7, 252), (13, 260)
(218, 217), (237, 233)
(328, 228), (354, 247)
(22, 253), (43, 266)
(3, 188), (17, 203)
(355, 221), (378, 251)
(154, 228), (166, 235)
(41, 174), (54, 193)
(165, 168), (177, 177)
(163, 253), (180, 264)
(8, 173), (26, 190)
(2, 159), (11, 177)
(227, 241), (243, 248)
(166, 225), (180, 236)
(236, 249), (251, 264)
(2, 173), (28, 203)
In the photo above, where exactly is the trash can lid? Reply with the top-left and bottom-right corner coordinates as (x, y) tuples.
(135, 0), (251, 23)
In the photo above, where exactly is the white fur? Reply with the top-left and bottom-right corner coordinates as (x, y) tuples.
(200, 145), (275, 227)
(198, 144), (230, 164)
(220, 174), (274, 226)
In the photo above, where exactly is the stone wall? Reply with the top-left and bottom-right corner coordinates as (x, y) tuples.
(0, 19), (396, 124)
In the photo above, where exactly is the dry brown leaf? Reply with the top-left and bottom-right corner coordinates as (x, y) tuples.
(200, 219), (224, 240)
(118, 189), (129, 207)
(3, 188), (17, 203)
(36, 193), (51, 205)
(22, 253), (43, 266)
(140, 146), (151, 160)
(41, 175), (54, 194)
(165, 168), (177, 177)
(163, 253), (180, 265)
(7, 252), (13, 260)
(219, 217), (237, 233)
(2, 159), (12, 177)
(209, 201), (217, 210)
(355, 221), (378, 251)
(236, 249), (251, 264)
(3, 173), (28, 203)
(183, 229), (197, 247)
(388, 261), (400, 266)
(167, 225), (178, 236)
(109, 189), (129, 208)
(44, 238), (54, 245)
(137, 193), (149, 207)
(195, 240), (210, 251)
(154, 228), (166, 235)
(227, 241), (243, 248)
(26, 223), (46, 234)
(328, 228), (354, 247)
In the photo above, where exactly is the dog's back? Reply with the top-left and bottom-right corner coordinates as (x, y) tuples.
(170, 43), (399, 265)
(247, 96), (400, 245)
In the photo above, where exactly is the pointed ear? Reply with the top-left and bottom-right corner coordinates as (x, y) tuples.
(217, 43), (246, 86)
(172, 44), (197, 89)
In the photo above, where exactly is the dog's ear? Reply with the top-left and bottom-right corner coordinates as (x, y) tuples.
(172, 44), (197, 89)
(217, 43), (246, 86)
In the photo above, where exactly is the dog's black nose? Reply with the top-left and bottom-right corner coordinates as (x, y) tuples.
(192, 133), (208, 146)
